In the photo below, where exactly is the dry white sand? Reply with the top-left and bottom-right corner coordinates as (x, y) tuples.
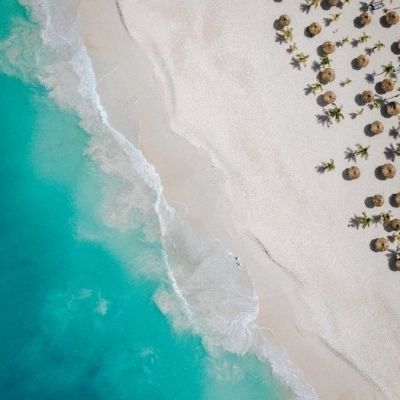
(78, 0), (400, 398)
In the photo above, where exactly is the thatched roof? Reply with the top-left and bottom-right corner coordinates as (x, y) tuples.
(370, 121), (384, 135)
(395, 193), (400, 206)
(348, 166), (360, 180)
(386, 11), (399, 26)
(381, 78), (395, 93)
(279, 15), (291, 27)
(323, 91), (336, 104)
(359, 12), (372, 26)
(396, 260), (400, 271)
(320, 68), (335, 83)
(381, 163), (397, 179)
(361, 90), (374, 104)
(322, 41), (336, 54)
(374, 238), (389, 252)
(387, 102), (400, 117)
(327, 0), (339, 6)
(308, 22), (322, 36)
(390, 219), (400, 231)
(356, 55), (369, 68)
(372, 194), (384, 207)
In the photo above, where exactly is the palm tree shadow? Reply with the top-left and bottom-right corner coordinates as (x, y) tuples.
(290, 57), (301, 70)
(372, 214), (382, 226)
(304, 85), (313, 95)
(300, 3), (311, 13)
(359, 2), (369, 12)
(384, 145), (397, 161)
(348, 217), (360, 229)
(345, 148), (357, 163)
(275, 33), (286, 45)
(311, 60), (321, 72)
(315, 165), (326, 174)
(349, 112), (359, 119)
(386, 250), (399, 271)
(323, 18), (333, 26)
(389, 127), (399, 139)
(316, 114), (332, 126)
(351, 39), (359, 48)
(365, 73), (375, 83)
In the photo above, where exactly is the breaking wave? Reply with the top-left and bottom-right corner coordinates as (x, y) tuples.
(0, 1), (317, 398)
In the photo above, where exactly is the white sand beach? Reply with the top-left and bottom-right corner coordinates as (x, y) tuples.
(78, 0), (400, 398)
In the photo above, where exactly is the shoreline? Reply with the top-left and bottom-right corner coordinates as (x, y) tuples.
(78, 0), (400, 399)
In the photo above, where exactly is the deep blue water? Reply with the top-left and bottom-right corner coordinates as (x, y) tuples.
(0, 1), (286, 399)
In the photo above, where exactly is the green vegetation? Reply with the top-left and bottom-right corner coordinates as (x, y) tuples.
(356, 212), (373, 229)
(322, 159), (335, 171)
(325, 104), (344, 122)
(355, 144), (370, 160)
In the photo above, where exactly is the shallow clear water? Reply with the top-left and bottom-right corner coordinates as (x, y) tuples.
(0, 1), (295, 399)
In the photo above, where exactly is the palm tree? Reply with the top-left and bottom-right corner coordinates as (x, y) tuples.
(381, 62), (395, 77)
(320, 55), (332, 68)
(308, 0), (321, 8)
(279, 27), (293, 42)
(341, 36), (349, 44)
(373, 100), (381, 109)
(310, 82), (323, 94)
(322, 159), (335, 171)
(356, 212), (373, 229)
(296, 53), (310, 67)
(341, 77), (352, 85)
(372, 41), (385, 51)
(330, 13), (341, 21)
(325, 104), (344, 122)
(288, 42), (298, 53)
(359, 32), (371, 44)
(355, 144), (370, 159)
(356, 108), (364, 116)
(381, 211), (392, 226)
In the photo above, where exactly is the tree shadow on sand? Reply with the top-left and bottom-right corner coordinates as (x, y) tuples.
(384, 144), (398, 162)
(345, 147), (357, 163)
(386, 250), (400, 271)
(316, 114), (332, 127)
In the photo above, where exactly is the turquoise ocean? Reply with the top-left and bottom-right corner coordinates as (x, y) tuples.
(0, 1), (315, 399)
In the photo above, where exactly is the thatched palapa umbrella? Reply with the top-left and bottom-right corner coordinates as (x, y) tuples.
(370, 121), (384, 135)
(386, 11), (399, 26)
(387, 102), (400, 117)
(322, 41), (336, 54)
(356, 55), (369, 68)
(381, 78), (395, 92)
(323, 91), (336, 104)
(390, 219), (400, 231)
(347, 166), (360, 180)
(396, 259), (400, 271)
(308, 22), (322, 36)
(279, 15), (291, 28)
(327, 0), (339, 7)
(359, 12), (372, 26)
(361, 90), (374, 104)
(320, 68), (335, 83)
(372, 194), (384, 207)
(395, 192), (400, 206)
(381, 163), (396, 179)
(374, 238), (389, 252)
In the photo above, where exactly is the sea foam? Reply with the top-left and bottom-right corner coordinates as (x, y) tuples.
(1, 1), (317, 398)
